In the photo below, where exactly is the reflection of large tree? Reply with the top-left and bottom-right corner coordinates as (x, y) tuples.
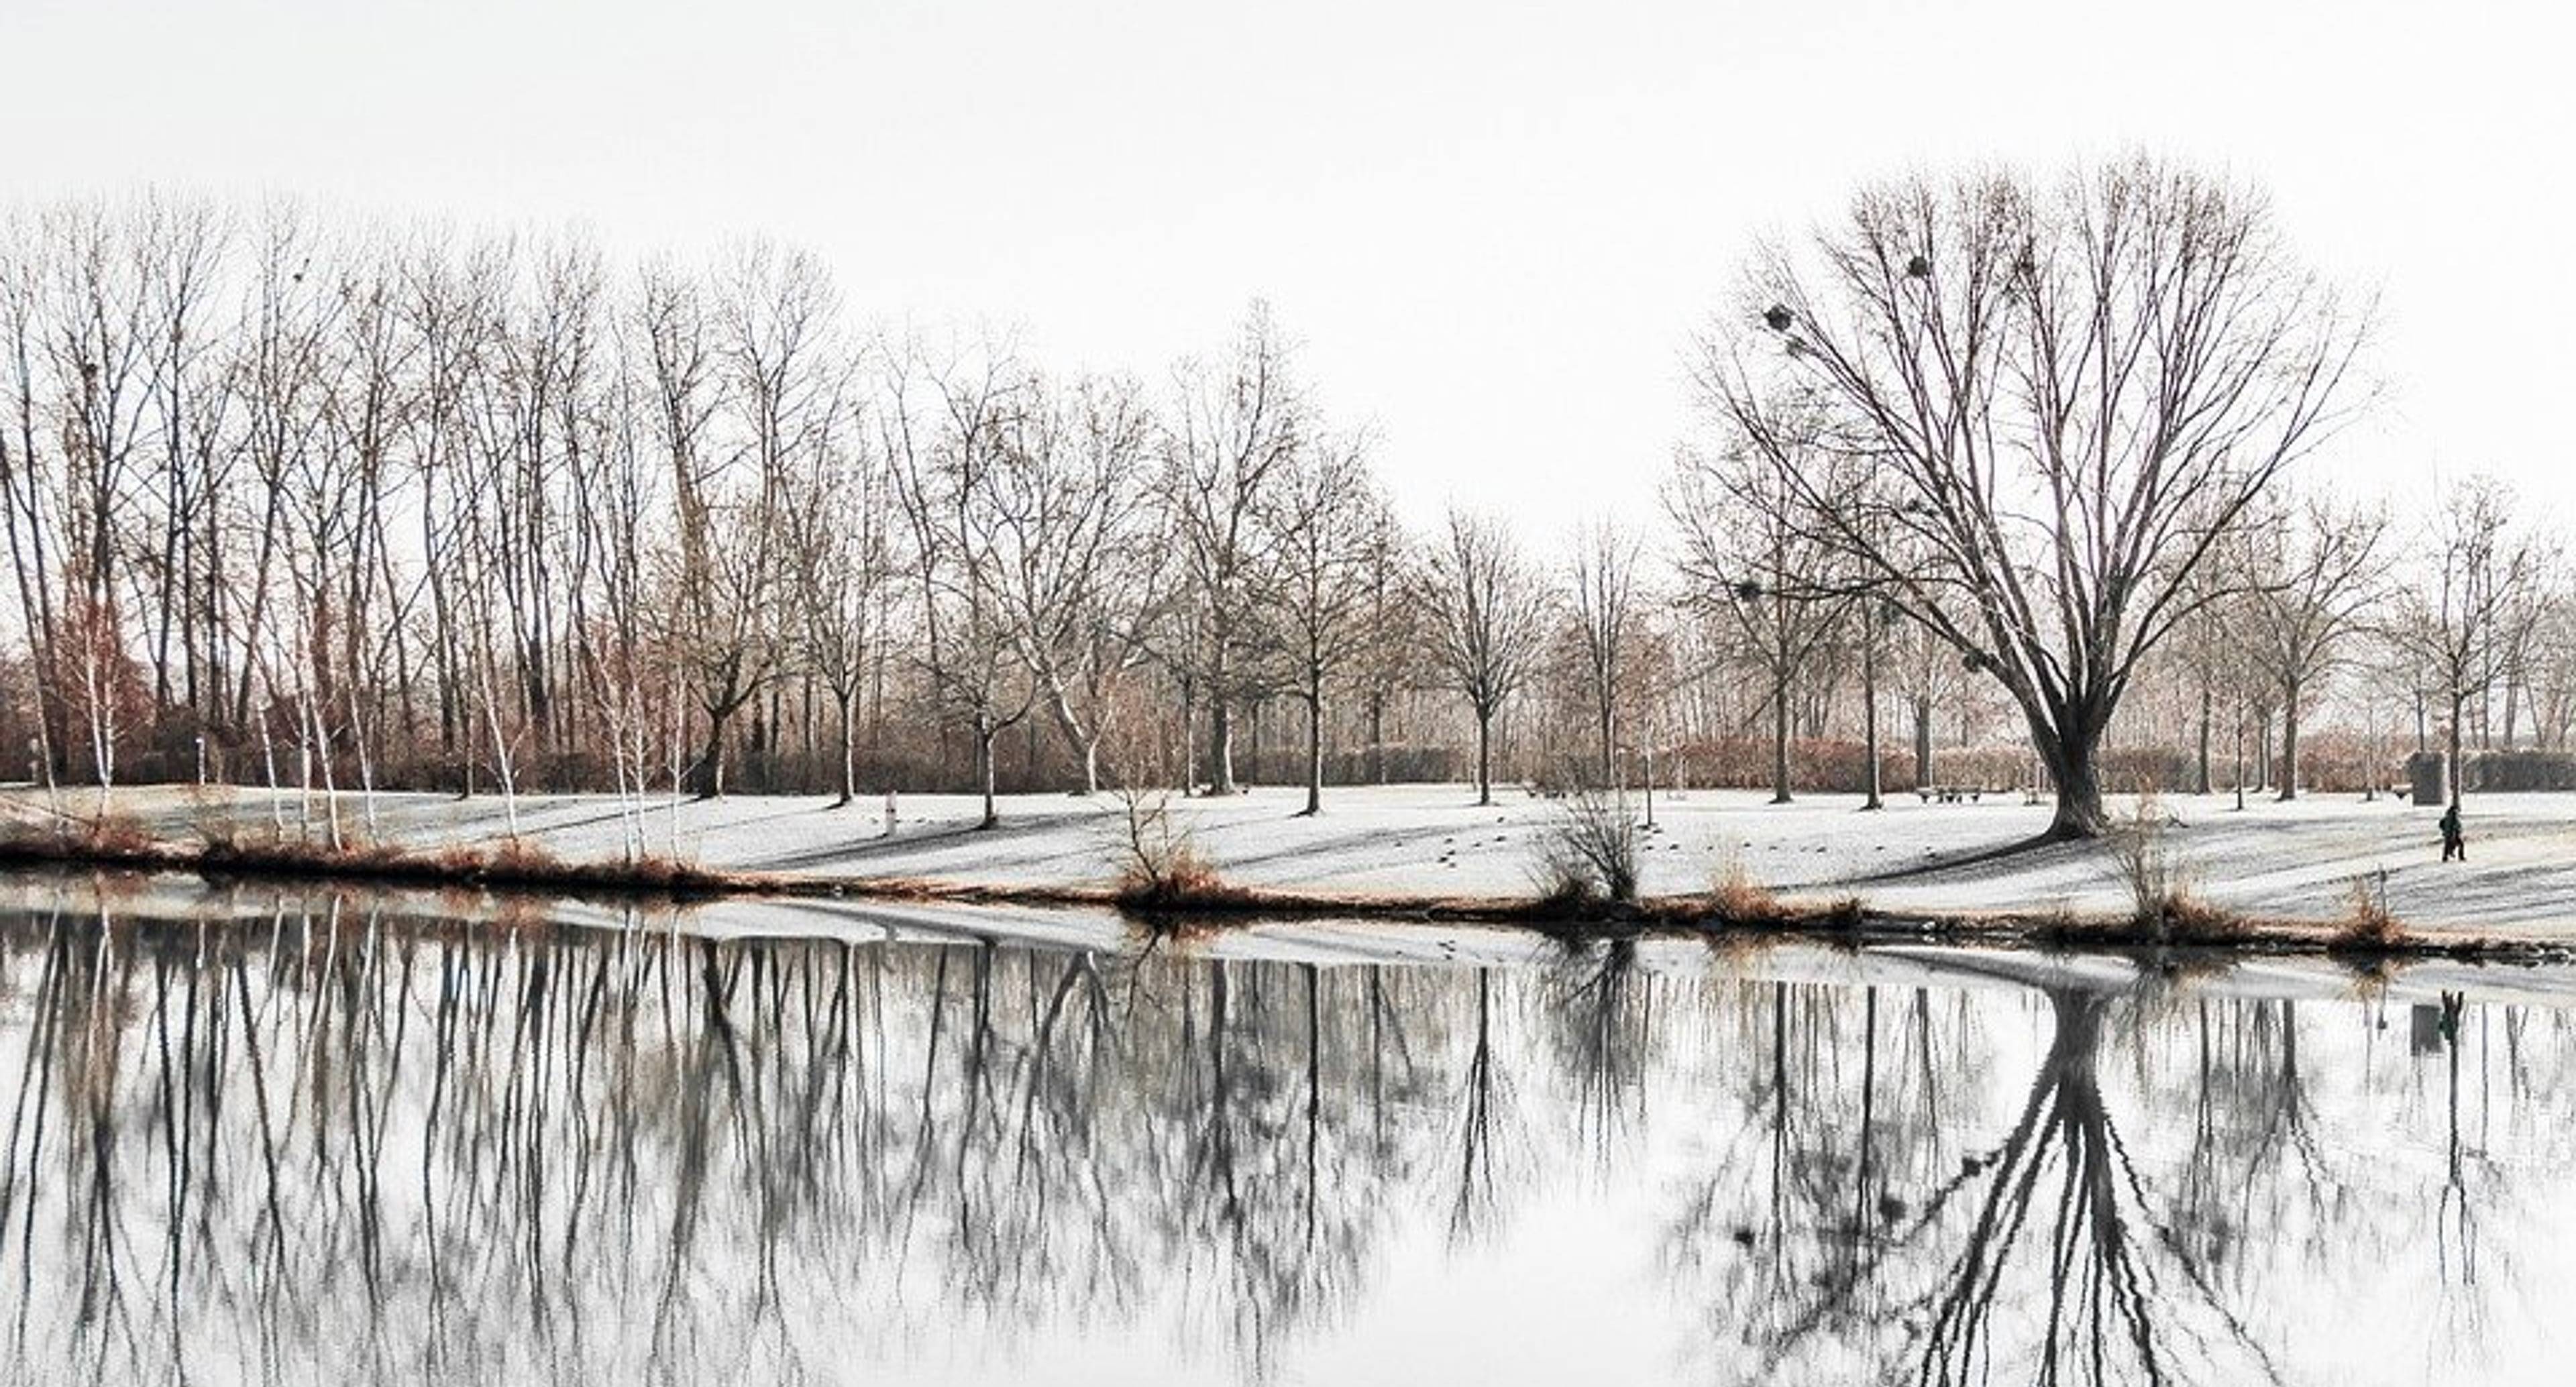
(1894, 990), (2275, 1384)
(1714, 987), (2284, 1384)
(1669, 981), (2544, 1387)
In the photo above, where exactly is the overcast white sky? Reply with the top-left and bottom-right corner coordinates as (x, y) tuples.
(5, 0), (2569, 535)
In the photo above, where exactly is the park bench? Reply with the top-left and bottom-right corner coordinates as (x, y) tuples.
(1917, 785), (1990, 804)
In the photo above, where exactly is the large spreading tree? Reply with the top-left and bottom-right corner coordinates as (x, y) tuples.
(1703, 158), (2366, 838)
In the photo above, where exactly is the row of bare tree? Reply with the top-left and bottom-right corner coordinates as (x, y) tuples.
(0, 163), (2557, 836)
(0, 199), (1686, 827)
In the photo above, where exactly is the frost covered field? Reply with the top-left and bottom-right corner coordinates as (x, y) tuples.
(14, 781), (2574, 939)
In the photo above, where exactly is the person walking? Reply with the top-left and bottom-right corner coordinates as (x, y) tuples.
(2439, 802), (2465, 862)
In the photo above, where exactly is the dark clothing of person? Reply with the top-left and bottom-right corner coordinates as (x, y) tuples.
(2440, 806), (2465, 863)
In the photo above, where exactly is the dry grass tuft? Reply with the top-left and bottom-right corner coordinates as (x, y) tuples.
(78, 812), (161, 856)
(2096, 791), (2255, 941)
(1114, 842), (1230, 907)
(2153, 895), (2257, 945)
(1707, 853), (1789, 925)
(2331, 871), (2406, 952)
(2107, 791), (2189, 924)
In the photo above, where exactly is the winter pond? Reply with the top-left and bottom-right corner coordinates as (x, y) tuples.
(1, 875), (2569, 1386)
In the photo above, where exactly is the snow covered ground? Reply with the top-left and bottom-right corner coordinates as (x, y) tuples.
(7, 779), (2573, 937)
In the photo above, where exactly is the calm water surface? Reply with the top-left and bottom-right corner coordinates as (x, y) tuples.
(0, 881), (2567, 1386)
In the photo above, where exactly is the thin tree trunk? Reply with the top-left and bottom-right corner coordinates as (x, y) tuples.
(2277, 680), (2302, 803)
(1475, 706), (1495, 808)
(1599, 704), (1616, 791)
(1860, 629), (1882, 811)
(1367, 696), (1387, 785)
(836, 688), (857, 806)
(975, 723), (999, 830)
(2449, 688), (2467, 808)
(1301, 685), (1323, 818)
(1911, 694), (1933, 792)
(2196, 685), (2213, 795)
(1210, 699), (1237, 795)
(1770, 681), (1791, 805)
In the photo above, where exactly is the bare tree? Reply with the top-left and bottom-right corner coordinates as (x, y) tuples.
(1260, 435), (1387, 816)
(1160, 303), (1303, 795)
(0, 212), (68, 785)
(1430, 508), (1548, 806)
(639, 244), (826, 797)
(568, 349), (669, 852)
(1566, 519), (1639, 787)
(990, 372), (1156, 797)
(1886, 602), (1970, 793)
(44, 202), (166, 798)
(2489, 541), (2561, 751)
(1707, 158), (2366, 838)
(2389, 476), (2538, 807)
(784, 399), (887, 806)
(2237, 490), (2387, 800)
(2528, 594), (2576, 753)
(888, 345), (1037, 830)
(1349, 511), (1426, 785)
(1668, 441), (1849, 804)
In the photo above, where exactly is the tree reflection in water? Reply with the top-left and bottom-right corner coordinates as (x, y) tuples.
(0, 893), (2568, 1386)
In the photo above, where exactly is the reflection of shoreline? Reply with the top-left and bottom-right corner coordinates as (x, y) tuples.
(8, 868), (2576, 1011)
(0, 899), (2559, 1386)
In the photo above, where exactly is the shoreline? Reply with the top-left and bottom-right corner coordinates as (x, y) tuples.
(4, 814), (2571, 968)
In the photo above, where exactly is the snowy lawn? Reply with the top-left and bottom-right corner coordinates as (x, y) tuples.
(7, 780), (2570, 937)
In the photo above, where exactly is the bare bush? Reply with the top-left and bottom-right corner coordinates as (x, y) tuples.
(2335, 871), (2404, 949)
(2105, 791), (2199, 930)
(1527, 787), (1638, 905)
(1102, 723), (1222, 903)
(1109, 783), (1223, 902)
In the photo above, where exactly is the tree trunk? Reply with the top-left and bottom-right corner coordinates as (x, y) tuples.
(1770, 681), (1792, 805)
(1598, 704), (1616, 790)
(1210, 699), (1238, 795)
(836, 688), (857, 806)
(1177, 673), (1195, 792)
(696, 709), (729, 799)
(2035, 706), (2108, 840)
(2277, 680), (2302, 803)
(2449, 687), (2467, 808)
(976, 722), (1000, 830)
(1248, 700), (1264, 785)
(1367, 695), (1387, 785)
(2196, 685), (2213, 795)
(2233, 712), (2247, 812)
(1860, 633), (1882, 811)
(1475, 706), (1495, 807)
(1046, 687), (1100, 795)
(1300, 685), (1324, 818)
(1911, 694), (1933, 791)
